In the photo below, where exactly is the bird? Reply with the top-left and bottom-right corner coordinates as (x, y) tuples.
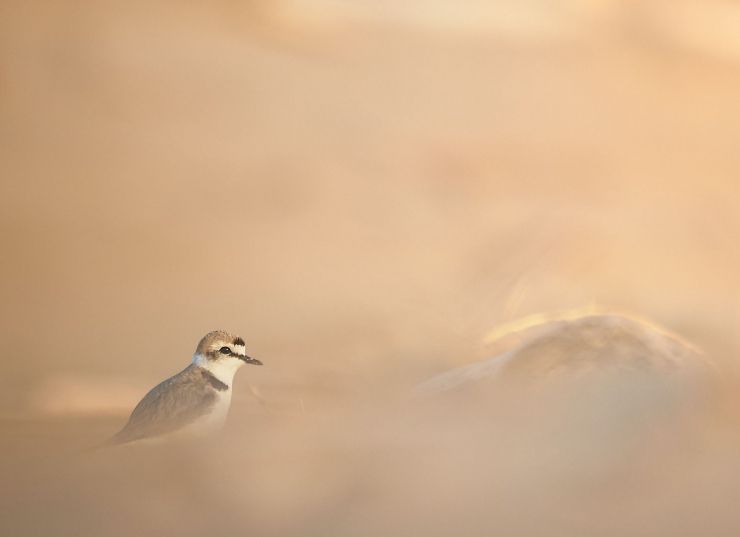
(109, 330), (262, 445)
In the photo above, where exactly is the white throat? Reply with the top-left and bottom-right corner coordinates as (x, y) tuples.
(192, 353), (244, 386)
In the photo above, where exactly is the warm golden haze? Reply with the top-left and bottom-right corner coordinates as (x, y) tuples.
(2, 1), (740, 536)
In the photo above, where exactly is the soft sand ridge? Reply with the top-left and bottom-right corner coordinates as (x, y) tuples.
(416, 311), (714, 395)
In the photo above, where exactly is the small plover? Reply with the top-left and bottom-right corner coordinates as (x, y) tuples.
(109, 330), (262, 445)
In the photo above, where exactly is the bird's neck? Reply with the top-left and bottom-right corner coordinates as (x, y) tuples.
(192, 354), (243, 386)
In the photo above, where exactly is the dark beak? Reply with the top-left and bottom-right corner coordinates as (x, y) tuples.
(239, 355), (263, 366)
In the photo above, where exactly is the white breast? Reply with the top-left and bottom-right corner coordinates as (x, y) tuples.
(194, 389), (233, 433)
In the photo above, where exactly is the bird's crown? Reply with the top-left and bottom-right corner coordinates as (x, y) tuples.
(195, 330), (246, 357)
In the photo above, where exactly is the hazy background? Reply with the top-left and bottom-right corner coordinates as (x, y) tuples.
(2, 1), (740, 535)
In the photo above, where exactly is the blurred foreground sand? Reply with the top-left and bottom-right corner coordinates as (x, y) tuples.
(4, 359), (740, 537)
(4, 312), (740, 537)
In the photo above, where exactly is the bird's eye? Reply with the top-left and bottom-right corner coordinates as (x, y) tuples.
(219, 346), (231, 354)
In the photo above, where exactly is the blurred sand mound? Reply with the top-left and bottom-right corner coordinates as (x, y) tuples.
(390, 313), (722, 537)
(417, 312), (712, 395)
(412, 313), (715, 469)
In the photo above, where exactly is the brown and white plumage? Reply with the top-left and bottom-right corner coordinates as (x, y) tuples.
(109, 330), (262, 445)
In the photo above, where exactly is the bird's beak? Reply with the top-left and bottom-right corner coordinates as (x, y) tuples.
(239, 355), (263, 366)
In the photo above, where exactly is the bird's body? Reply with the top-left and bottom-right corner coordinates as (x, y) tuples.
(110, 330), (262, 445)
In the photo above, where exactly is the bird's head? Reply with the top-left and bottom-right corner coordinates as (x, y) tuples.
(193, 330), (262, 373)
